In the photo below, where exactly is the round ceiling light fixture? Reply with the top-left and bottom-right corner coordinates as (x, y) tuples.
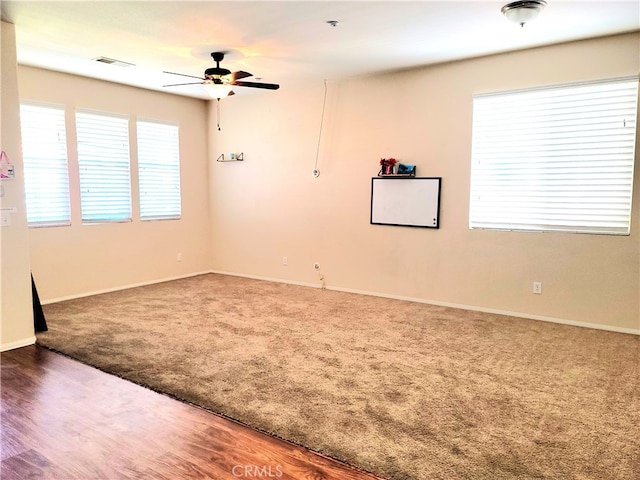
(501, 0), (547, 27)
(203, 82), (233, 99)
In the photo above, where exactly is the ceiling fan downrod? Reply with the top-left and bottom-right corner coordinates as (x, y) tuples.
(205, 52), (231, 77)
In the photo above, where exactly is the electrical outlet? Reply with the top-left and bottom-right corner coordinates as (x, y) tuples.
(533, 282), (542, 294)
(177, 253), (183, 262)
(282, 256), (288, 266)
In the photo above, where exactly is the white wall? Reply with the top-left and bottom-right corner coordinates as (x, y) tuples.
(18, 67), (212, 301)
(1, 21), (35, 351)
(209, 33), (640, 333)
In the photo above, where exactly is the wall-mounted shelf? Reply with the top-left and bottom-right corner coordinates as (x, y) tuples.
(377, 163), (416, 177)
(377, 168), (416, 177)
(377, 172), (416, 177)
(217, 152), (244, 162)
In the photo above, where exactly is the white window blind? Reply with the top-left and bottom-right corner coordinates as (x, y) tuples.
(470, 77), (638, 235)
(19, 102), (71, 227)
(76, 110), (132, 223)
(137, 120), (181, 220)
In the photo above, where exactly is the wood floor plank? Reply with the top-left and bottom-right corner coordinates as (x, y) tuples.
(1, 345), (381, 480)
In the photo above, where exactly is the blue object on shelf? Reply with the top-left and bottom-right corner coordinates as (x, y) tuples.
(397, 164), (416, 175)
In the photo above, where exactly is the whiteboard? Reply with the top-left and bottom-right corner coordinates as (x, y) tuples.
(370, 177), (441, 228)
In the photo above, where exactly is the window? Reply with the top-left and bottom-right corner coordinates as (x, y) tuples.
(19, 102), (71, 227)
(137, 120), (181, 220)
(76, 110), (131, 223)
(470, 77), (638, 235)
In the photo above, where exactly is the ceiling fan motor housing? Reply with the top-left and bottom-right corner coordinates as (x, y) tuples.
(205, 67), (231, 77)
(206, 52), (231, 77)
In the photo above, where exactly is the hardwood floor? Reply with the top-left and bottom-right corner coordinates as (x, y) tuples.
(1, 345), (382, 480)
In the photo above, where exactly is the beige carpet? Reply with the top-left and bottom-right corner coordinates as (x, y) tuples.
(38, 274), (639, 480)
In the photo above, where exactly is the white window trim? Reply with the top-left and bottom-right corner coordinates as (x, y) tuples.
(136, 118), (182, 221)
(20, 101), (71, 228)
(469, 76), (638, 235)
(76, 109), (132, 224)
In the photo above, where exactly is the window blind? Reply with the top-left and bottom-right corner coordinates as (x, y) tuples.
(470, 76), (638, 235)
(19, 102), (71, 227)
(137, 120), (181, 220)
(76, 110), (132, 223)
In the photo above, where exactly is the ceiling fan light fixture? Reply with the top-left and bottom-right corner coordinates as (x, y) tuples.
(203, 82), (233, 99)
(501, 0), (547, 27)
(163, 51), (279, 96)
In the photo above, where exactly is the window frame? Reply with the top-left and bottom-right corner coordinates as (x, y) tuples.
(136, 118), (182, 221)
(75, 108), (132, 224)
(469, 76), (638, 236)
(19, 101), (72, 228)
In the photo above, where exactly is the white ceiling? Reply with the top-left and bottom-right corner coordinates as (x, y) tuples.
(2, 1), (639, 100)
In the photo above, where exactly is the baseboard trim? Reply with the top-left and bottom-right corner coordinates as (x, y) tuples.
(209, 269), (320, 290)
(328, 285), (640, 336)
(42, 271), (212, 305)
(1, 335), (37, 352)
(209, 270), (639, 336)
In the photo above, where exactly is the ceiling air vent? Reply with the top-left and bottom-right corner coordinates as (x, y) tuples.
(93, 56), (135, 67)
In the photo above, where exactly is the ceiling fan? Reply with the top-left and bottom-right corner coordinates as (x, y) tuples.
(163, 51), (280, 99)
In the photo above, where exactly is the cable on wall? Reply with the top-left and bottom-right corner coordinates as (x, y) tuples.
(312, 79), (328, 178)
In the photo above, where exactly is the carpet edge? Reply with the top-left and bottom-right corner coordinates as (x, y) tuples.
(34, 340), (385, 480)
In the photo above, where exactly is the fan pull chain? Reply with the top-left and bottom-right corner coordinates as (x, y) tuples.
(217, 99), (222, 131)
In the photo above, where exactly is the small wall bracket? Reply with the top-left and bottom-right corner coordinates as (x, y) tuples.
(217, 152), (244, 162)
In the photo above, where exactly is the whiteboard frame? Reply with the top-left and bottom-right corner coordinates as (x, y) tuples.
(370, 177), (441, 229)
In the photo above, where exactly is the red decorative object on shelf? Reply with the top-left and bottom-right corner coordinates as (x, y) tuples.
(379, 157), (397, 175)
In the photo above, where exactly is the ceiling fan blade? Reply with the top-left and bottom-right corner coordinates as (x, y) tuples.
(232, 81), (280, 90)
(226, 70), (253, 82)
(163, 71), (205, 81)
(163, 82), (204, 87)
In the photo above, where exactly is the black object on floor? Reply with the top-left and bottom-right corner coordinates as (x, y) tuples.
(32, 274), (47, 332)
